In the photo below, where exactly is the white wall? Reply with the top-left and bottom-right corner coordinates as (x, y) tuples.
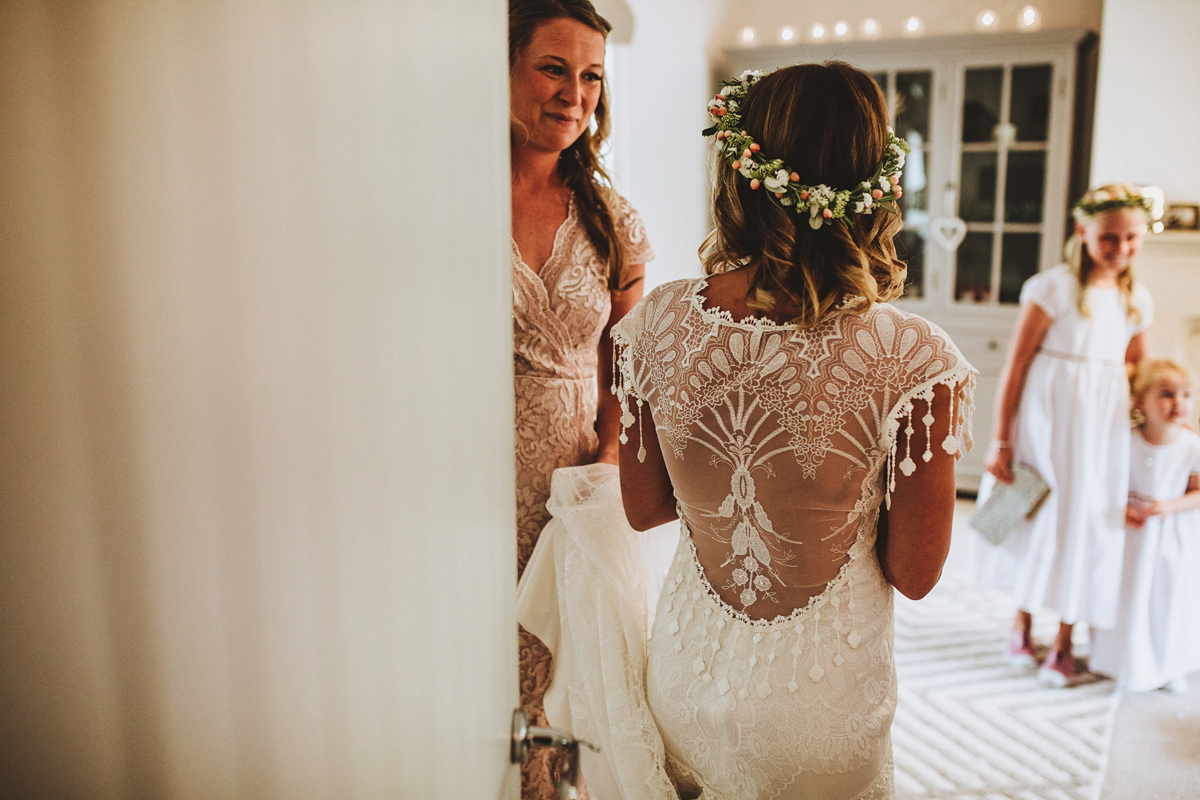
(1092, 0), (1200, 374)
(1091, 0), (1200, 204)
(605, 0), (725, 288)
(0, 2), (517, 798)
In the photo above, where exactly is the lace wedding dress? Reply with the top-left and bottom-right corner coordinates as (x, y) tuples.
(513, 191), (652, 799)
(611, 278), (975, 800)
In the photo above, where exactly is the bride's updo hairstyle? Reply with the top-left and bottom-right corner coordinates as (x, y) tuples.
(701, 62), (907, 327)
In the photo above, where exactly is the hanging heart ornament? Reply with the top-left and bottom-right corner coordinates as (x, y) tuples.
(930, 216), (967, 251)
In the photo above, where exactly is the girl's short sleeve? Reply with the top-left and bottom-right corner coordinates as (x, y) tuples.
(1018, 269), (1066, 319)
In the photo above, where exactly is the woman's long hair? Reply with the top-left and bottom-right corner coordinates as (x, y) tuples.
(508, 0), (628, 290)
(701, 62), (907, 327)
(1064, 183), (1143, 323)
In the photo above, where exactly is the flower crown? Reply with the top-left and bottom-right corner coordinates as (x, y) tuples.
(703, 69), (910, 230)
(1072, 188), (1157, 221)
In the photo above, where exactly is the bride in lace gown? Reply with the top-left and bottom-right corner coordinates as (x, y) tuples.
(509, 1), (652, 797)
(614, 63), (975, 799)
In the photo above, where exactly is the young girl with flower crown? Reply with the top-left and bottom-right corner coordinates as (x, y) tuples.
(973, 185), (1155, 688)
(1090, 359), (1200, 693)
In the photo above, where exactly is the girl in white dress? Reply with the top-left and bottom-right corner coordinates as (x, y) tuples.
(616, 63), (975, 800)
(1091, 359), (1200, 692)
(973, 185), (1155, 687)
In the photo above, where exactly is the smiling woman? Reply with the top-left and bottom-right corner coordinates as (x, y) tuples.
(509, 19), (605, 155)
(507, 1), (654, 798)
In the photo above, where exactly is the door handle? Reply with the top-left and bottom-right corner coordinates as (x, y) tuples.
(510, 708), (599, 800)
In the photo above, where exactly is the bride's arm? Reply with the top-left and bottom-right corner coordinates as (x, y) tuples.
(619, 399), (677, 531)
(879, 381), (959, 600)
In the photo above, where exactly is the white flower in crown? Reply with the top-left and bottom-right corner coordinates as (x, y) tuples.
(719, 85), (736, 97)
(739, 69), (765, 83)
(738, 160), (756, 178)
(1092, 189), (1112, 202)
(809, 185), (835, 206)
(763, 168), (789, 194)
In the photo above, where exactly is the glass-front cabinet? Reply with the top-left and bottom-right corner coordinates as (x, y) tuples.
(726, 29), (1094, 489)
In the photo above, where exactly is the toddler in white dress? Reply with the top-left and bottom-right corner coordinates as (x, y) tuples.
(1091, 359), (1200, 692)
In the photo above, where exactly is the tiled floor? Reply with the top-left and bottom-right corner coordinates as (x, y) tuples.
(950, 495), (1200, 799)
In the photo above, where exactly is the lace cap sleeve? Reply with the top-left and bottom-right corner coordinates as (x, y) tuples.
(611, 293), (648, 460)
(611, 281), (690, 462)
(879, 314), (978, 505)
(611, 192), (654, 266)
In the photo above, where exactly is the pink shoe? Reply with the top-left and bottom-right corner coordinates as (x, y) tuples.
(1037, 649), (1075, 688)
(1005, 629), (1037, 669)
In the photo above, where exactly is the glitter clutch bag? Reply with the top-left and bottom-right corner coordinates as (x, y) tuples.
(970, 462), (1051, 546)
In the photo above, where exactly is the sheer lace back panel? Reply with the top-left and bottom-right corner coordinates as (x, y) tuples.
(614, 279), (974, 621)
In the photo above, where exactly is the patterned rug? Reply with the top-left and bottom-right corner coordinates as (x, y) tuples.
(892, 573), (1119, 800)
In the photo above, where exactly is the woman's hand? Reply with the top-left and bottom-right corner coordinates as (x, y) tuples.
(985, 442), (1015, 484)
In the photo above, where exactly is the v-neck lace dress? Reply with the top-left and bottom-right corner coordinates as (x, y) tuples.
(513, 192), (652, 799)
(612, 279), (975, 800)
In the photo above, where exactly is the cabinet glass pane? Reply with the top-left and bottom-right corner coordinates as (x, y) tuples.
(899, 163), (928, 215)
(962, 67), (1003, 143)
(898, 228), (925, 299)
(1000, 233), (1041, 303)
(955, 232), (993, 303)
(960, 152), (997, 222)
(1011, 65), (1052, 142)
(1005, 150), (1046, 222)
(896, 71), (931, 141)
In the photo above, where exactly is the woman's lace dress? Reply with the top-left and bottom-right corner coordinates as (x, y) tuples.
(613, 279), (975, 800)
(513, 192), (652, 799)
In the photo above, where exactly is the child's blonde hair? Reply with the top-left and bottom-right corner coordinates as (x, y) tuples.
(1131, 358), (1192, 401)
(1064, 183), (1146, 324)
